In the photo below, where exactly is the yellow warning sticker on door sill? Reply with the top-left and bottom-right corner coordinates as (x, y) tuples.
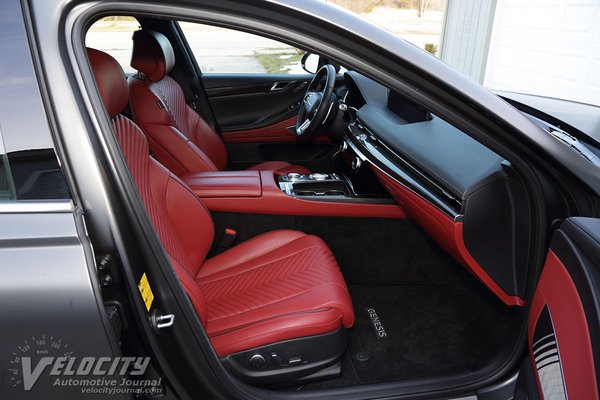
(138, 273), (154, 312)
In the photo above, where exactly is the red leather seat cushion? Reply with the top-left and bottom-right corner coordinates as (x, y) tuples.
(245, 161), (310, 176)
(198, 230), (354, 356)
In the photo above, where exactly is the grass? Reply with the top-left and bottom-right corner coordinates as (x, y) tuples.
(254, 50), (304, 74)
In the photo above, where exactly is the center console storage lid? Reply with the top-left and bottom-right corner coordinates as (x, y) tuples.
(182, 171), (262, 198)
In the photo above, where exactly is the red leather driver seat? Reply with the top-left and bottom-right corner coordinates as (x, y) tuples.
(127, 29), (310, 178)
(87, 47), (354, 385)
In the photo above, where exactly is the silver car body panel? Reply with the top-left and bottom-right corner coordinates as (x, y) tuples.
(0, 205), (123, 399)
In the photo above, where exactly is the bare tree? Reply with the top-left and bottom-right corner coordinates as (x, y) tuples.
(416, 0), (430, 17)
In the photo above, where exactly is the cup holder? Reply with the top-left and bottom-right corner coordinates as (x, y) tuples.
(281, 175), (352, 198)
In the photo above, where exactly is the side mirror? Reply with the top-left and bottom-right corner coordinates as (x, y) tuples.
(301, 52), (320, 74)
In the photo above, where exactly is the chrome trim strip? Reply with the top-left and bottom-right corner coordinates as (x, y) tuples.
(0, 200), (73, 213)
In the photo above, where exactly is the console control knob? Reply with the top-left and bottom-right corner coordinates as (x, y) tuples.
(309, 173), (328, 181)
(287, 172), (301, 181)
(352, 157), (362, 170)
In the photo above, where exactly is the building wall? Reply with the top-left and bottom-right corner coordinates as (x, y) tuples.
(439, 0), (497, 83)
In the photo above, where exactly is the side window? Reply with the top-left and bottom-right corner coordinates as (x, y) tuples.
(178, 22), (306, 74)
(0, 0), (70, 202)
(0, 133), (69, 201)
(0, 136), (15, 200)
(86, 17), (139, 73)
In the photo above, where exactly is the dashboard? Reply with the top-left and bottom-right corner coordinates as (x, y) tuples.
(340, 71), (531, 306)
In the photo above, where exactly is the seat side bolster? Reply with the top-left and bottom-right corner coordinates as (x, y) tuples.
(185, 102), (229, 171)
(209, 310), (344, 357)
(205, 283), (354, 336)
(168, 255), (208, 325)
(162, 171), (215, 270)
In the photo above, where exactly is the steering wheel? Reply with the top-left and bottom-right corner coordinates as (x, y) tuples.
(295, 64), (336, 137)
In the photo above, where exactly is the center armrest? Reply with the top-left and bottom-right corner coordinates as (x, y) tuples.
(182, 171), (262, 198)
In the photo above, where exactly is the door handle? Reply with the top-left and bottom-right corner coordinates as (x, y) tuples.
(270, 81), (294, 91)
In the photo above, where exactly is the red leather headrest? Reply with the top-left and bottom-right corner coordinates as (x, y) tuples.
(130, 30), (175, 82)
(87, 48), (128, 119)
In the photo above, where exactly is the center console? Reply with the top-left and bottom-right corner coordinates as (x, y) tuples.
(277, 173), (353, 198)
(182, 170), (405, 218)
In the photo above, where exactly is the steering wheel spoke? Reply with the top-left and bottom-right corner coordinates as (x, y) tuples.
(295, 64), (336, 137)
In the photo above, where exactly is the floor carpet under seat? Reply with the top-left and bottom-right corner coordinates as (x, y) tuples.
(208, 214), (520, 387)
(346, 279), (516, 384)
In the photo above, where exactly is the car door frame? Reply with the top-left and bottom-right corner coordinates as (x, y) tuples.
(30, 0), (600, 399)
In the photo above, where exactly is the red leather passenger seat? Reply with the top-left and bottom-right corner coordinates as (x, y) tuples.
(87, 47), (353, 383)
(199, 230), (354, 356)
(127, 29), (310, 177)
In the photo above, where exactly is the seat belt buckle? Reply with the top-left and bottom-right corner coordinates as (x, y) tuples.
(189, 94), (200, 110)
(218, 228), (237, 251)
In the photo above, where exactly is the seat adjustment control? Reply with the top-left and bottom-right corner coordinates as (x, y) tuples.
(287, 357), (304, 366)
(270, 352), (305, 367)
(270, 352), (284, 365)
(249, 354), (266, 368)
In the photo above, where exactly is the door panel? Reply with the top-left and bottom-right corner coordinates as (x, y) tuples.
(203, 73), (339, 170)
(202, 73), (311, 131)
(221, 116), (298, 143)
(525, 217), (600, 399)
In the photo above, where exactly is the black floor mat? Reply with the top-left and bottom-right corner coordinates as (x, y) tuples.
(346, 277), (516, 384)
(209, 213), (520, 387)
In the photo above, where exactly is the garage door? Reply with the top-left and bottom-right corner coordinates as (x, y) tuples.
(484, 0), (600, 107)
